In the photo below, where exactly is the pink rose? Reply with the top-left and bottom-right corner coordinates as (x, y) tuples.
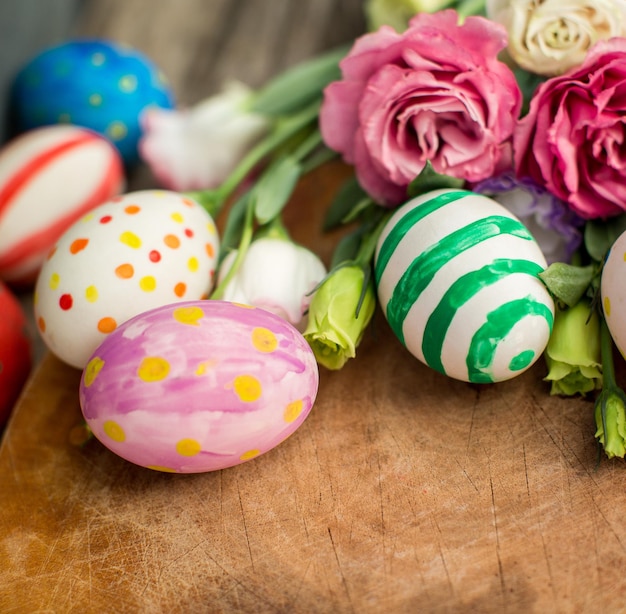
(320, 10), (522, 206)
(515, 38), (626, 219)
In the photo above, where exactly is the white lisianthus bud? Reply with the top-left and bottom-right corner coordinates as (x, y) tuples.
(217, 237), (327, 329)
(139, 81), (270, 191)
(487, 0), (626, 76)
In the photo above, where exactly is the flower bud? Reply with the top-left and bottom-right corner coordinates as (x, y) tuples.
(217, 237), (326, 329)
(303, 265), (376, 370)
(595, 390), (626, 459)
(544, 300), (602, 396)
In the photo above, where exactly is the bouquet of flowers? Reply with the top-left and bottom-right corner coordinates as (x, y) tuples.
(135, 0), (626, 461)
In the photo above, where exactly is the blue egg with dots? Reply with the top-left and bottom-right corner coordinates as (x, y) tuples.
(10, 39), (175, 165)
(374, 189), (555, 384)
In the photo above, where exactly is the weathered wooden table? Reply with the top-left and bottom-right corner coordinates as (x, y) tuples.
(2, 2), (626, 612)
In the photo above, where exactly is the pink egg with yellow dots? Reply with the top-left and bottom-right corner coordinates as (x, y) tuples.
(34, 190), (219, 369)
(79, 300), (319, 473)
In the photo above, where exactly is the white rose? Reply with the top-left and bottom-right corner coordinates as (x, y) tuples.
(139, 82), (270, 191)
(217, 237), (327, 330)
(487, 0), (626, 75)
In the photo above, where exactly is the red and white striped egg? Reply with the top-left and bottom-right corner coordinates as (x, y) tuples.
(34, 190), (219, 369)
(0, 124), (125, 287)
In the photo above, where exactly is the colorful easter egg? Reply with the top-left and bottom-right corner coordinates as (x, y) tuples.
(374, 189), (555, 383)
(79, 300), (319, 473)
(601, 230), (626, 357)
(0, 281), (32, 427)
(34, 190), (219, 369)
(0, 125), (124, 287)
(10, 39), (175, 164)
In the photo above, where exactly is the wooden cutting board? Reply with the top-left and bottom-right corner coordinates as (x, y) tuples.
(2, 158), (626, 613)
(3, 1), (626, 612)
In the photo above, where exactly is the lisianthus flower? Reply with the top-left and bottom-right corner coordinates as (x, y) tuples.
(364, 0), (453, 32)
(303, 265), (376, 370)
(216, 237), (327, 330)
(544, 300), (602, 397)
(515, 37), (626, 219)
(320, 9), (522, 207)
(487, 0), (626, 76)
(473, 172), (584, 264)
(139, 81), (270, 192)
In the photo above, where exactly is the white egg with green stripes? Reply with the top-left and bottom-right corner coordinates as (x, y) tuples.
(374, 189), (555, 384)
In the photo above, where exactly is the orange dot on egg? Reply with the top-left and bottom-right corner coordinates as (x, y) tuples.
(115, 263), (134, 279)
(125, 204), (141, 214)
(205, 243), (215, 258)
(174, 282), (186, 297)
(97, 317), (117, 333)
(70, 238), (89, 254)
(46, 246), (57, 260)
(182, 198), (195, 207)
(164, 234), (180, 249)
(37, 316), (46, 333)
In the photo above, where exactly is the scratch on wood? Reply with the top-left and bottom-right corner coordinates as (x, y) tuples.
(523, 443), (531, 499)
(237, 481), (255, 572)
(489, 474), (506, 598)
(328, 527), (355, 613)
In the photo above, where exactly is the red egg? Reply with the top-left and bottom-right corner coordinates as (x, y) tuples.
(0, 281), (32, 427)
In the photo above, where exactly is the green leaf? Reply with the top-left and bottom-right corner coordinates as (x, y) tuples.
(323, 176), (371, 230)
(407, 161), (464, 198)
(218, 191), (251, 263)
(584, 215), (626, 262)
(330, 230), (363, 269)
(252, 155), (301, 225)
(539, 262), (596, 307)
(251, 45), (348, 117)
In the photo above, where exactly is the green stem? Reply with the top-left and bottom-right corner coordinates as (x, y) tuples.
(210, 199), (255, 300)
(186, 100), (321, 218)
(600, 315), (617, 390)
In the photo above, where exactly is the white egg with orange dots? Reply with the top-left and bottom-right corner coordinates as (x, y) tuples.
(78, 300), (319, 473)
(0, 124), (125, 287)
(34, 190), (219, 369)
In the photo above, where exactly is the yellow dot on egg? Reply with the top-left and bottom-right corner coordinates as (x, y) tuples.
(84, 356), (105, 387)
(195, 360), (217, 375)
(176, 438), (202, 457)
(120, 230), (141, 249)
(240, 449), (260, 461)
(605, 296), (612, 317)
(107, 121), (128, 141)
(91, 52), (106, 66)
(284, 399), (304, 423)
(85, 285), (98, 302)
(173, 306), (204, 326)
(137, 356), (170, 382)
(187, 256), (199, 273)
(82, 212), (95, 223)
(233, 302), (255, 309)
(103, 419), (125, 443)
(171, 212), (184, 224)
(252, 327), (277, 353)
(233, 374), (262, 402)
(147, 465), (178, 473)
(89, 93), (103, 106)
(119, 74), (138, 93)
(49, 272), (60, 290)
(139, 276), (157, 292)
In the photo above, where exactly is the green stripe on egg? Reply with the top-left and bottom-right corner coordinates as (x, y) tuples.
(374, 189), (555, 383)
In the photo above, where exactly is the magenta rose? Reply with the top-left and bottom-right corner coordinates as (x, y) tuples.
(515, 38), (626, 220)
(319, 10), (522, 207)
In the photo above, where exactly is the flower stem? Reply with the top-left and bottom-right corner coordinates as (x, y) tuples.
(210, 199), (255, 300)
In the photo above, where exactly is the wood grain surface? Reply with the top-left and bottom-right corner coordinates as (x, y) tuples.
(3, 1), (626, 613)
